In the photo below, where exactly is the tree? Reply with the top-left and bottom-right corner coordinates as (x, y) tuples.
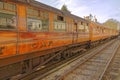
(103, 19), (119, 30)
(61, 4), (70, 13)
(89, 14), (93, 21)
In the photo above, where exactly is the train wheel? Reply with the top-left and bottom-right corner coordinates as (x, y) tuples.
(62, 51), (69, 59)
(21, 60), (30, 74)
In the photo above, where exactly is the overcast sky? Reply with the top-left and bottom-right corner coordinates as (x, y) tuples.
(36, 0), (120, 23)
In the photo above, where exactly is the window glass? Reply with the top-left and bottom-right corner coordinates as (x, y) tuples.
(27, 8), (39, 17)
(54, 22), (66, 31)
(4, 3), (16, 11)
(0, 13), (16, 29)
(27, 7), (49, 31)
(27, 18), (48, 31)
(78, 23), (85, 32)
(85, 26), (89, 32)
(28, 18), (41, 31)
(33, 9), (39, 16)
(27, 8), (33, 15)
(84, 23), (89, 32)
(44, 12), (49, 19)
(42, 19), (49, 31)
(54, 22), (57, 29)
(81, 22), (83, 25)
(0, 2), (16, 30)
(54, 15), (66, 32)
(0, 2), (3, 9)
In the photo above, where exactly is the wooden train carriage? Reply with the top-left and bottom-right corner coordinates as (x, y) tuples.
(89, 21), (117, 43)
(90, 21), (119, 43)
(72, 15), (90, 44)
(102, 27), (109, 39)
(0, 0), (118, 79)
(113, 30), (119, 37)
(89, 22), (104, 42)
(0, 0), (89, 67)
(0, 1), (17, 57)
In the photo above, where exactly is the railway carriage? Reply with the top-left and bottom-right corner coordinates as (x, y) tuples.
(0, 0), (90, 58)
(0, 0), (119, 79)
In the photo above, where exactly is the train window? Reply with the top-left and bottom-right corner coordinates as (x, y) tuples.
(41, 11), (49, 20)
(27, 18), (42, 31)
(27, 18), (49, 31)
(0, 2), (16, 30)
(54, 15), (64, 21)
(0, 2), (3, 9)
(4, 3), (16, 11)
(27, 8), (39, 17)
(54, 22), (66, 31)
(81, 22), (83, 25)
(85, 25), (89, 32)
(78, 23), (85, 32)
(54, 14), (66, 32)
(87, 23), (89, 26)
(57, 16), (64, 21)
(27, 7), (49, 31)
(0, 13), (16, 30)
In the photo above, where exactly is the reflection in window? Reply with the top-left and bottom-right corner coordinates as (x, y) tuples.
(54, 14), (66, 32)
(0, 2), (3, 9)
(27, 18), (49, 31)
(27, 8), (39, 17)
(0, 13), (16, 29)
(27, 7), (49, 32)
(78, 23), (85, 32)
(85, 26), (89, 32)
(4, 3), (16, 11)
(0, 2), (16, 30)
(54, 22), (66, 31)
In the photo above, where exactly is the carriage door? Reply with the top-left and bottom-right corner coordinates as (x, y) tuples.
(72, 23), (78, 43)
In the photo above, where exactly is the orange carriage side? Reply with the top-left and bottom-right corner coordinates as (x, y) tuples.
(89, 22), (103, 42)
(0, 1), (17, 58)
(0, 0), (75, 58)
(74, 16), (90, 44)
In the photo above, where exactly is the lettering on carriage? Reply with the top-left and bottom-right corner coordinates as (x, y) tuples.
(40, 41), (53, 48)
(31, 41), (53, 49)
(31, 43), (38, 48)
(0, 47), (5, 54)
(48, 41), (53, 46)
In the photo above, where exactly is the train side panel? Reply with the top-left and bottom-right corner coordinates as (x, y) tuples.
(0, 1), (17, 58)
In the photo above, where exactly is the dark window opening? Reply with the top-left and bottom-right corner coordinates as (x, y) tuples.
(87, 23), (89, 26)
(57, 16), (64, 21)
(81, 22), (83, 25)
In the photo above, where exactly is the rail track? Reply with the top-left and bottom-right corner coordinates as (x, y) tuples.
(102, 39), (120, 80)
(35, 39), (120, 80)
(12, 39), (119, 80)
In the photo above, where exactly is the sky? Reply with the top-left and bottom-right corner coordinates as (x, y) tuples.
(36, 0), (120, 23)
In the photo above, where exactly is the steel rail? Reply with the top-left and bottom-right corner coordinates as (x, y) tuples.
(98, 40), (120, 80)
(56, 39), (117, 80)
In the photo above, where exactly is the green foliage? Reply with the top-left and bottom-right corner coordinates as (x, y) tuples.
(103, 19), (119, 30)
(61, 4), (70, 13)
